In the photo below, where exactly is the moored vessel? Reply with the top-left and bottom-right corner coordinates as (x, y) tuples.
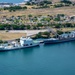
(44, 31), (75, 44)
(0, 37), (41, 51)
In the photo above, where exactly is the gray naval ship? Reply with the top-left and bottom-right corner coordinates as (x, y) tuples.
(44, 31), (75, 44)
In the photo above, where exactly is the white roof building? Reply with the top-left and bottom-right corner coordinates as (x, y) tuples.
(0, 2), (13, 8)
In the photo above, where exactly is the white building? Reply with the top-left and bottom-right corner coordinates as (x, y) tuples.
(31, 0), (44, 3)
(0, 2), (13, 8)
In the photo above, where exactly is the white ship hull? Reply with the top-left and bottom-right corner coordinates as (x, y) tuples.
(0, 43), (39, 51)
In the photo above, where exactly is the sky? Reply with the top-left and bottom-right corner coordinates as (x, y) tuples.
(0, 0), (29, 3)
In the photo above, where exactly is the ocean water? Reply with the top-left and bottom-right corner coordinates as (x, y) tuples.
(0, 42), (75, 75)
(0, 0), (27, 3)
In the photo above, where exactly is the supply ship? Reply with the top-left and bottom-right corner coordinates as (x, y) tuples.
(0, 37), (43, 51)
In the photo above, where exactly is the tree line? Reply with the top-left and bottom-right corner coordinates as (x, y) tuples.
(0, 23), (75, 30)
(4, 6), (27, 12)
(0, 24), (25, 30)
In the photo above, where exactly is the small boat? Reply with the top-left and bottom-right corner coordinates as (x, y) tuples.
(0, 37), (41, 51)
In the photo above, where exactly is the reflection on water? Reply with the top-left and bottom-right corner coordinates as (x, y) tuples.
(0, 51), (9, 56)
(22, 47), (34, 55)
(22, 46), (40, 55)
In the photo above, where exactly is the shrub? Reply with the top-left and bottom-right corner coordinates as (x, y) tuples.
(0, 40), (3, 44)
(57, 30), (63, 35)
(61, 0), (72, 4)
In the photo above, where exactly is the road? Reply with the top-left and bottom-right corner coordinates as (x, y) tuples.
(8, 30), (48, 36)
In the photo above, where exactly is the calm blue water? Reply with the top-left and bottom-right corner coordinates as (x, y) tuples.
(0, 0), (27, 3)
(0, 42), (75, 75)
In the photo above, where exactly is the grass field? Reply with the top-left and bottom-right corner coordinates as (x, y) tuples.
(0, 6), (75, 18)
(60, 28), (75, 32)
(0, 32), (26, 41)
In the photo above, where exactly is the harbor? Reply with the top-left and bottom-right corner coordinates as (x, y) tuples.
(0, 31), (75, 51)
(0, 0), (75, 75)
